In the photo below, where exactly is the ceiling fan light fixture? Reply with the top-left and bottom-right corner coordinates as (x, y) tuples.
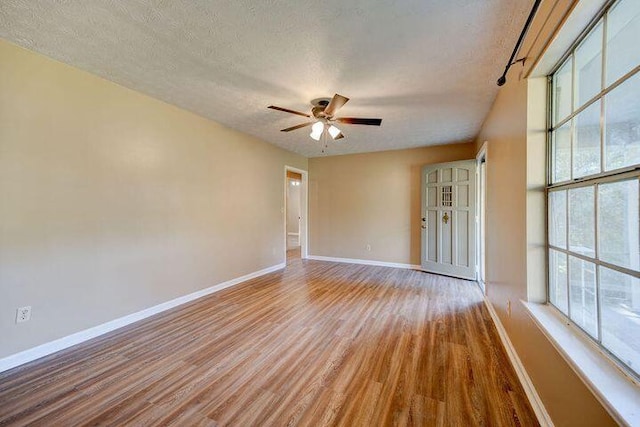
(310, 121), (324, 141)
(328, 125), (341, 139)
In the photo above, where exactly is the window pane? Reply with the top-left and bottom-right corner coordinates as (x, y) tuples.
(599, 180), (640, 270)
(606, 0), (640, 86)
(600, 267), (640, 377)
(575, 22), (603, 108)
(554, 58), (573, 124)
(550, 250), (569, 314)
(569, 186), (595, 257)
(573, 101), (601, 178)
(605, 72), (640, 171)
(549, 190), (567, 249)
(552, 122), (572, 183)
(569, 256), (599, 338)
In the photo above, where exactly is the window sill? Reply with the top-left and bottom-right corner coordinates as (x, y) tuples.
(523, 302), (640, 426)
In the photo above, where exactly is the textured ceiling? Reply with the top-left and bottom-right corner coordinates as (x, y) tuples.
(0, 0), (531, 157)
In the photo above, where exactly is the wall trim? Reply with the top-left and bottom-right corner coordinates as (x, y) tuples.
(308, 254), (420, 270)
(0, 262), (286, 374)
(483, 297), (554, 427)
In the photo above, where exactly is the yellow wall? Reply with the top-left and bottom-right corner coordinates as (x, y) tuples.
(309, 144), (475, 265)
(0, 39), (307, 358)
(475, 0), (616, 424)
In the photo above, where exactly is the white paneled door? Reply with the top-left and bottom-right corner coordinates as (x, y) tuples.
(421, 160), (477, 280)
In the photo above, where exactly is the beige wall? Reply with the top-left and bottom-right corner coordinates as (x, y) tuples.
(0, 40), (307, 358)
(475, 0), (616, 424)
(309, 144), (475, 265)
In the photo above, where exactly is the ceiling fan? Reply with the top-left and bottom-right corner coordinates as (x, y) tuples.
(268, 94), (382, 141)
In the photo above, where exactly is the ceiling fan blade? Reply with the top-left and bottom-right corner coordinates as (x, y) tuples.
(268, 105), (311, 118)
(336, 117), (382, 126)
(324, 94), (349, 116)
(280, 122), (314, 132)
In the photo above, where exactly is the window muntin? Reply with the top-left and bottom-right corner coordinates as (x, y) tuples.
(548, 0), (640, 380)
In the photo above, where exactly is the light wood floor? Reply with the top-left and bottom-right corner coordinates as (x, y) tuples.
(287, 247), (301, 263)
(0, 257), (538, 426)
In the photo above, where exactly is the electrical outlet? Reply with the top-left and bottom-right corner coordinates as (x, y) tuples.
(16, 306), (31, 323)
(507, 300), (512, 317)
(366, 244), (371, 251)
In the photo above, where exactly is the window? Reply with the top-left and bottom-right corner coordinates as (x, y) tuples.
(548, 0), (640, 380)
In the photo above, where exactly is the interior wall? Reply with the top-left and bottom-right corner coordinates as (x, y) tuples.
(309, 144), (475, 265)
(286, 179), (301, 235)
(0, 39), (307, 359)
(475, 0), (616, 423)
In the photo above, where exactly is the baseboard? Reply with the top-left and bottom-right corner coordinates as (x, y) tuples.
(0, 262), (286, 374)
(483, 297), (554, 427)
(307, 254), (420, 270)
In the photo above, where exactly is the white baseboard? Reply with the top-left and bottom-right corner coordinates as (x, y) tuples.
(483, 297), (554, 427)
(0, 262), (286, 374)
(307, 254), (420, 270)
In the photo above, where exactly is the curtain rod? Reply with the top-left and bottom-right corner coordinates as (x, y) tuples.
(497, 0), (543, 86)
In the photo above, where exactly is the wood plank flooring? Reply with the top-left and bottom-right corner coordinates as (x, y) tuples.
(0, 257), (539, 426)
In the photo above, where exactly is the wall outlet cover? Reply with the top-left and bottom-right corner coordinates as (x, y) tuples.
(16, 306), (32, 323)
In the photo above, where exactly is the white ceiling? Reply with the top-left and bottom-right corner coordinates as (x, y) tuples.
(0, 0), (531, 157)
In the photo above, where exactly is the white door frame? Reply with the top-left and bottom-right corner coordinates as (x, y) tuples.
(284, 166), (308, 259)
(476, 141), (488, 293)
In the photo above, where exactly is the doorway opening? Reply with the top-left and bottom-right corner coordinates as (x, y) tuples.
(476, 143), (487, 293)
(284, 166), (308, 263)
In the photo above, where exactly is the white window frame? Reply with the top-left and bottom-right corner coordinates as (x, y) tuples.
(546, 0), (640, 383)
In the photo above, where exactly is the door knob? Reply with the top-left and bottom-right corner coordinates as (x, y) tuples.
(421, 225), (426, 229)
(443, 213), (449, 224)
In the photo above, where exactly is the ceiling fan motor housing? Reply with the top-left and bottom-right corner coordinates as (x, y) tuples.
(312, 106), (328, 119)
(311, 98), (332, 119)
